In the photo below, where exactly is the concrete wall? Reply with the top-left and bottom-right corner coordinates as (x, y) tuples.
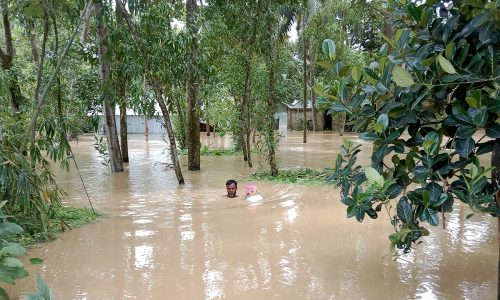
(286, 109), (326, 130)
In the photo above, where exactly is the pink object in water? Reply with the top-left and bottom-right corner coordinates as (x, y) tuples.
(244, 184), (257, 195)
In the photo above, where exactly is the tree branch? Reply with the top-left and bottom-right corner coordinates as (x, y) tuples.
(21, 1), (91, 152)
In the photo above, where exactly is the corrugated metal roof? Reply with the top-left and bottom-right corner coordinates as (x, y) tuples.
(284, 100), (313, 109)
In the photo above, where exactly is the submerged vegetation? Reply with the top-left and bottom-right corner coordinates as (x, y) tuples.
(251, 168), (334, 185)
(13, 207), (100, 247)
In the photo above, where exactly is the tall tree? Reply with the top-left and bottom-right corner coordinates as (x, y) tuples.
(94, 0), (123, 172)
(115, 1), (129, 162)
(1, 4), (22, 114)
(186, 0), (201, 170)
(115, 0), (184, 184)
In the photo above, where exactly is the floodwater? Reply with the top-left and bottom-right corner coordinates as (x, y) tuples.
(3, 132), (497, 300)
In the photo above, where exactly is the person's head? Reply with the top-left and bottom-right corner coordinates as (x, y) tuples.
(226, 179), (237, 198)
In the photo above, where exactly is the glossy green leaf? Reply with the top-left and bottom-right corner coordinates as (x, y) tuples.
(0, 243), (27, 257)
(456, 138), (475, 158)
(365, 167), (384, 186)
(445, 42), (456, 60)
(0, 223), (24, 237)
(486, 123), (500, 138)
(352, 66), (361, 82)
(392, 66), (415, 87)
(0, 258), (23, 269)
(376, 113), (389, 132)
(438, 53), (457, 74)
(397, 198), (413, 222)
(423, 131), (440, 155)
(322, 39), (336, 60)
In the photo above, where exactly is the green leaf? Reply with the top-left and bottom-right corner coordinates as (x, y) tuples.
(0, 258), (23, 268)
(0, 223), (24, 237)
(376, 113), (389, 133)
(379, 43), (388, 55)
(455, 138), (475, 158)
(445, 42), (456, 60)
(487, 99), (500, 113)
(316, 60), (333, 69)
(397, 198), (413, 222)
(30, 258), (44, 265)
(352, 66), (361, 82)
(23, 0), (43, 17)
(438, 53), (457, 74)
(0, 287), (8, 300)
(486, 123), (500, 138)
(392, 66), (415, 87)
(472, 108), (488, 127)
(0, 266), (29, 284)
(0, 243), (27, 256)
(421, 208), (439, 226)
(466, 96), (478, 108)
(360, 132), (378, 141)
(423, 131), (440, 155)
(365, 167), (384, 186)
(322, 39), (336, 60)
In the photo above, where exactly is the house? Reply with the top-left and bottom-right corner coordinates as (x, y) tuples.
(98, 105), (165, 134)
(284, 100), (331, 131)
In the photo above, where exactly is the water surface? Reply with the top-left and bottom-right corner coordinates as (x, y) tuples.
(3, 132), (497, 299)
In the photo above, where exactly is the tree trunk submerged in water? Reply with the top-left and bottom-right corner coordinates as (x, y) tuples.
(119, 102), (129, 162)
(265, 13), (278, 176)
(242, 43), (254, 168)
(491, 138), (500, 300)
(95, 0), (123, 172)
(302, 16), (307, 144)
(186, 0), (201, 171)
(115, 0), (184, 184)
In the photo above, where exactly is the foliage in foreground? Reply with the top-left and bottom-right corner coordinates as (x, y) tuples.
(0, 201), (44, 300)
(23, 274), (53, 300)
(251, 168), (333, 185)
(322, 0), (499, 253)
(13, 207), (99, 247)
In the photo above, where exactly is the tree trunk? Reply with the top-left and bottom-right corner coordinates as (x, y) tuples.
(237, 96), (248, 161)
(266, 14), (278, 176)
(95, 0), (123, 172)
(491, 138), (500, 300)
(144, 113), (149, 141)
(206, 117), (210, 136)
(143, 76), (149, 141)
(186, 0), (201, 171)
(154, 85), (185, 184)
(1, 10), (21, 114)
(28, 29), (40, 66)
(175, 90), (187, 149)
(119, 102), (129, 162)
(242, 40), (254, 168)
(115, 0), (184, 184)
(81, 3), (94, 44)
(340, 112), (346, 136)
(116, 3), (129, 163)
(302, 16), (307, 143)
(310, 46), (318, 131)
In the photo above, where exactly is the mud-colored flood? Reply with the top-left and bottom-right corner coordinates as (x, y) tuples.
(3, 132), (497, 299)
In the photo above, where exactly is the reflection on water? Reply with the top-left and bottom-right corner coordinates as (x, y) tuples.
(2, 132), (497, 299)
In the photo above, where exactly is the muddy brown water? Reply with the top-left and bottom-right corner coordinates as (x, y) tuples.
(2, 132), (497, 299)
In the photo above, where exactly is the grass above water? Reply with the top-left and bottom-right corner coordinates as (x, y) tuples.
(13, 206), (101, 247)
(250, 168), (335, 185)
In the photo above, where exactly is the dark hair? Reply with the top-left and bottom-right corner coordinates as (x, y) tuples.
(226, 179), (237, 187)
